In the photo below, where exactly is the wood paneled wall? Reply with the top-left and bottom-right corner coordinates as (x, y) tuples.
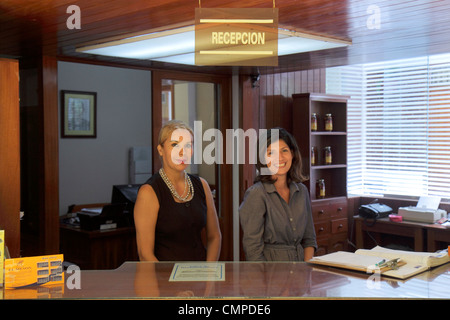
(0, 58), (21, 257)
(240, 68), (326, 197)
(257, 69), (326, 133)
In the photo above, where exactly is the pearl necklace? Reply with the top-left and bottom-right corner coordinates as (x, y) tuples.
(159, 168), (194, 202)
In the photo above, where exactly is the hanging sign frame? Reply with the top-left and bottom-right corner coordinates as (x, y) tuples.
(195, 8), (279, 66)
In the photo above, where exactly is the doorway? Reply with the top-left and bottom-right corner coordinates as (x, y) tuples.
(152, 70), (233, 261)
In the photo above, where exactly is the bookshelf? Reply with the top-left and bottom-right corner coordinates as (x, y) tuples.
(292, 93), (349, 255)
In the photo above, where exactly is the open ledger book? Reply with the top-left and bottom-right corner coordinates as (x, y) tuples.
(308, 246), (449, 279)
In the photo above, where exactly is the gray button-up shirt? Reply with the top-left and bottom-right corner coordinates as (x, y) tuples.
(239, 181), (317, 261)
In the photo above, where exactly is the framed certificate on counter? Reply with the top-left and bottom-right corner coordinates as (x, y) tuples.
(169, 262), (225, 282)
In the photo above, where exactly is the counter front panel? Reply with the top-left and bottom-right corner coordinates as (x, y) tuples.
(3, 261), (449, 299)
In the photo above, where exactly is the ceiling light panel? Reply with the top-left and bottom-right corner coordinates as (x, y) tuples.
(78, 27), (350, 66)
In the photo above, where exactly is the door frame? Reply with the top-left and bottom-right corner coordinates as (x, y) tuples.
(152, 69), (233, 261)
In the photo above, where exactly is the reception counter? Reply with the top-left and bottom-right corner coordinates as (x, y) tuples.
(2, 261), (449, 300)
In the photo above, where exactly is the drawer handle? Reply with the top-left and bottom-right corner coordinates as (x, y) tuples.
(337, 207), (343, 211)
(318, 210), (324, 214)
(338, 224), (343, 229)
(319, 227), (324, 232)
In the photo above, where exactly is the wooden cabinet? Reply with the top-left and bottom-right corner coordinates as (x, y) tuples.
(292, 93), (349, 255)
(60, 225), (138, 270)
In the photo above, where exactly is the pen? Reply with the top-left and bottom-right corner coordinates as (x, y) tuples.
(375, 259), (385, 267)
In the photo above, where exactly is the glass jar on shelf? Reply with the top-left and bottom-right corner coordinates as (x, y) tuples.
(316, 179), (326, 199)
(311, 146), (317, 166)
(325, 113), (333, 131)
(311, 113), (318, 131)
(324, 146), (332, 165)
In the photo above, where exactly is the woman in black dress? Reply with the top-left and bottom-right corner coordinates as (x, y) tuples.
(134, 120), (221, 261)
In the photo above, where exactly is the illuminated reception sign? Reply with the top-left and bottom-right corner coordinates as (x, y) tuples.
(195, 8), (278, 66)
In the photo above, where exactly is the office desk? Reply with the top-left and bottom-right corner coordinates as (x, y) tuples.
(424, 223), (450, 252)
(355, 216), (426, 251)
(355, 216), (450, 252)
(2, 261), (449, 299)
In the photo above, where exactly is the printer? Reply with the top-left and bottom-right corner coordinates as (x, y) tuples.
(398, 196), (447, 223)
(77, 203), (128, 231)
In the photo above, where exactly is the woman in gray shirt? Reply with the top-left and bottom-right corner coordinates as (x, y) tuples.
(239, 128), (317, 261)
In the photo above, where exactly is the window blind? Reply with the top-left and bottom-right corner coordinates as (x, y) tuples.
(327, 53), (450, 201)
(326, 66), (365, 196)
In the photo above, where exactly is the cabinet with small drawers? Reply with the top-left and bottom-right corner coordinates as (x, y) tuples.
(312, 197), (348, 255)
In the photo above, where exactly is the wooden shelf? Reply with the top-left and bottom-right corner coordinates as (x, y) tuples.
(292, 92), (349, 256)
(311, 131), (347, 136)
(312, 164), (347, 170)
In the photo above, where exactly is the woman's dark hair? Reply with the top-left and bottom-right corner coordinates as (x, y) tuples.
(254, 127), (308, 184)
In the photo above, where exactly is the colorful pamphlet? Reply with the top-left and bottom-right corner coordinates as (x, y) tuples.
(4, 254), (64, 289)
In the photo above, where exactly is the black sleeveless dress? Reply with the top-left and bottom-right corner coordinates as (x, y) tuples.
(144, 172), (207, 261)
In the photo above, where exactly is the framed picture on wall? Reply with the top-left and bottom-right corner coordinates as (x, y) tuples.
(61, 90), (97, 138)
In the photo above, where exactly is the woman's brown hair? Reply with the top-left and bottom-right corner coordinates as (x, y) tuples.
(254, 127), (308, 184)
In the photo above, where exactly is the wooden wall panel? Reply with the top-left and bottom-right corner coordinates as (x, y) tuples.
(41, 56), (60, 254)
(240, 67), (326, 197)
(258, 68), (326, 133)
(0, 58), (21, 257)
